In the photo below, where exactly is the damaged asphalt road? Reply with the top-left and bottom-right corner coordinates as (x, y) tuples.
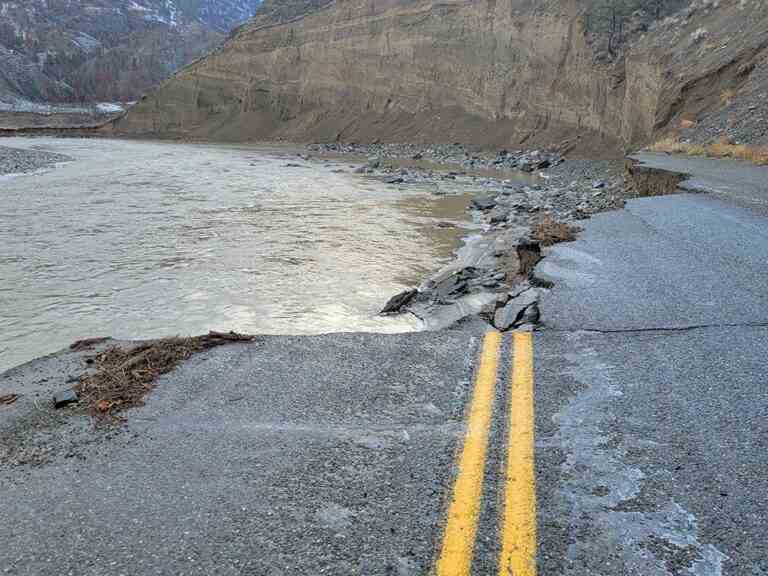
(535, 159), (768, 575)
(1, 154), (767, 575)
(1, 323), (491, 575)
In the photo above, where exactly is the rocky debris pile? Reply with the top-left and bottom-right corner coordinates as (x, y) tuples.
(344, 152), (626, 219)
(309, 142), (563, 173)
(357, 162), (470, 185)
(305, 144), (624, 332)
(375, 156), (626, 332)
(679, 60), (768, 146)
(464, 178), (625, 223)
(0, 145), (71, 176)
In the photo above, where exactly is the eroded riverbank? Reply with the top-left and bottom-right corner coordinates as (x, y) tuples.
(313, 143), (629, 333)
(0, 137), (637, 374)
(1, 137), (650, 469)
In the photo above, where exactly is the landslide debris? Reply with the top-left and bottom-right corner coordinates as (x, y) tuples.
(76, 331), (254, 418)
(355, 147), (627, 332)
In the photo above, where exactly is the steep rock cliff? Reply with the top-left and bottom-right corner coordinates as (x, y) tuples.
(112, 0), (621, 149)
(112, 0), (768, 151)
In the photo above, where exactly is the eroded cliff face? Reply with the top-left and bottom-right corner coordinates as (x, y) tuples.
(111, 0), (627, 150)
(111, 0), (768, 152)
(625, 0), (768, 147)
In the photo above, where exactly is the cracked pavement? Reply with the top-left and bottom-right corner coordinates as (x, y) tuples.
(1, 154), (767, 575)
(535, 154), (768, 575)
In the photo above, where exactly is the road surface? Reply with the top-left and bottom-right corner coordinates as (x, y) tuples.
(535, 151), (768, 575)
(1, 153), (767, 575)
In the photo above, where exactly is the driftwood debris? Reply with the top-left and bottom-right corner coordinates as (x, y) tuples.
(76, 331), (254, 418)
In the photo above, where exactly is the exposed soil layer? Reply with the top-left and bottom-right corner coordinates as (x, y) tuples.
(532, 215), (580, 247)
(0, 109), (121, 131)
(624, 158), (688, 198)
(108, 0), (768, 155)
(107, 0), (639, 148)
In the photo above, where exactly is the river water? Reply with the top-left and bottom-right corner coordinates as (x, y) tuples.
(0, 138), (475, 372)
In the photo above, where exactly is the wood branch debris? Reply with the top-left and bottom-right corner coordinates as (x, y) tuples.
(75, 331), (254, 418)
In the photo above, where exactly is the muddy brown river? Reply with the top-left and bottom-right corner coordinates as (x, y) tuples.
(0, 137), (480, 372)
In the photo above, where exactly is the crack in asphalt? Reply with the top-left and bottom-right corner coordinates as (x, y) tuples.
(543, 320), (768, 335)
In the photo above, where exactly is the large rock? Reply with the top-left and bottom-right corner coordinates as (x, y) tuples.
(494, 288), (538, 331)
(488, 206), (512, 224)
(415, 292), (500, 331)
(381, 288), (418, 315)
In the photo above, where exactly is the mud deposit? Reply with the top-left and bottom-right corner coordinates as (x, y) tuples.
(0, 138), (476, 372)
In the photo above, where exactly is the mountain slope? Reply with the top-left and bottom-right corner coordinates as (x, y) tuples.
(111, 0), (768, 152)
(0, 0), (261, 105)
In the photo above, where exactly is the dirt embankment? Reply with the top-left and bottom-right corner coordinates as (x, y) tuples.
(0, 109), (117, 129)
(107, 0), (629, 151)
(623, 158), (688, 198)
(634, 0), (768, 153)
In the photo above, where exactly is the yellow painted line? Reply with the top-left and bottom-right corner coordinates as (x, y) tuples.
(499, 331), (537, 576)
(436, 330), (502, 576)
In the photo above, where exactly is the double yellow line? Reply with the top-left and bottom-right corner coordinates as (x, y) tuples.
(435, 331), (536, 576)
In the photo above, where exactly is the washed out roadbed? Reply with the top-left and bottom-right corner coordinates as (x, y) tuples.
(307, 143), (638, 333)
(1, 142), (684, 469)
(0, 332), (255, 470)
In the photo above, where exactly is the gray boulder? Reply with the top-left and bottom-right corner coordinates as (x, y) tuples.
(494, 288), (538, 331)
(381, 289), (418, 315)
